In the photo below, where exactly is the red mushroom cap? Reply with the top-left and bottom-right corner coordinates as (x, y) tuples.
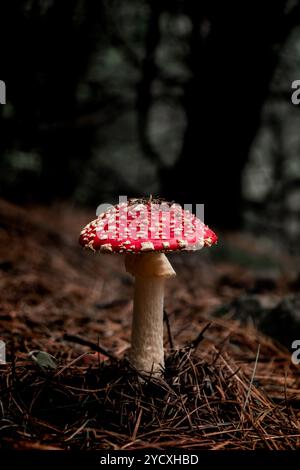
(79, 199), (217, 254)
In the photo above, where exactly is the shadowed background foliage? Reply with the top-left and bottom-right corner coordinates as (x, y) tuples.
(1, 0), (300, 238)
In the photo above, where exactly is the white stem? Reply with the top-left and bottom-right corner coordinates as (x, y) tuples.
(129, 276), (165, 373)
(125, 253), (176, 375)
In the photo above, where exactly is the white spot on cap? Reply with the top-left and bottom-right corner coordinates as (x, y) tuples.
(140, 241), (155, 251)
(87, 241), (96, 252)
(100, 244), (113, 253)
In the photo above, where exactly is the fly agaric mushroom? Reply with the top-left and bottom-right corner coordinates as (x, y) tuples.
(79, 198), (217, 375)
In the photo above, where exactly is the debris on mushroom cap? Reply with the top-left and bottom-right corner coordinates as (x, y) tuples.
(79, 199), (218, 254)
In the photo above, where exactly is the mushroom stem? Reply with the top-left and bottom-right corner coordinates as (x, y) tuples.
(130, 276), (165, 373)
(125, 253), (176, 374)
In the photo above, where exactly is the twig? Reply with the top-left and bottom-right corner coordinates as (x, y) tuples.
(243, 344), (261, 412)
(163, 309), (174, 349)
(131, 408), (143, 441)
(55, 352), (91, 376)
(188, 322), (211, 350)
(63, 334), (117, 362)
(65, 419), (90, 442)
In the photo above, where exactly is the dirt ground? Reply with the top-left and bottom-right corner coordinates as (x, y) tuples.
(1, 198), (300, 450)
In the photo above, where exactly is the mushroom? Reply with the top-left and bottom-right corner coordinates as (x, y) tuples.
(79, 198), (217, 375)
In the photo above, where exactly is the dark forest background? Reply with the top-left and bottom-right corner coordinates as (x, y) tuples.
(1, 0), (300, 241)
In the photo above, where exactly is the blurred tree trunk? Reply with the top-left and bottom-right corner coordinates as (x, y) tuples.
(136, 2), (162, 163)
(0, 0), (103, 202)
(161, 1), (291, 229)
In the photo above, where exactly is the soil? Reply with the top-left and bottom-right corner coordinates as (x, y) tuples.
(0, 199), (300, 450)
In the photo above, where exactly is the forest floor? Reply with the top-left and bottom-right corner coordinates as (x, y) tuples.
(0, 198), (300, 450)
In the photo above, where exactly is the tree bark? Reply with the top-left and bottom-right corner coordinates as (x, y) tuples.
(161, 1), (292, 229)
